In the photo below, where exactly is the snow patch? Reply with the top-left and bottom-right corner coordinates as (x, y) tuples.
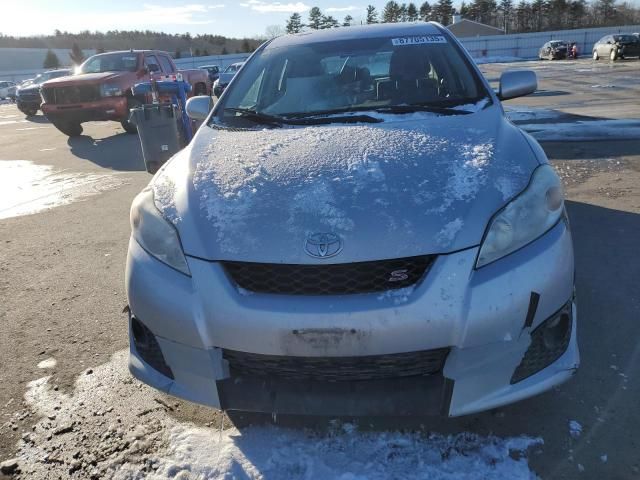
(36, 358), (57, 369)
(436, 218), (464, 247)
(569, 420), (582, 439)
(19, 350), (543, 480)
(377, 286), (416, 305)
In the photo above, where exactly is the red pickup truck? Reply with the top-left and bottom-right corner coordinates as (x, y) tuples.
(40, 50), (210, 137)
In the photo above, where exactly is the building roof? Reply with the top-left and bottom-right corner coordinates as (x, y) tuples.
(447, 19), (505, 38)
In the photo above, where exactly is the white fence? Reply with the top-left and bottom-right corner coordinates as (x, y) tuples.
(458, 24), (640, 60)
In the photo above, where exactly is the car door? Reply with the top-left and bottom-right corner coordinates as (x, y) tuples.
(601, 36), (613, 56)
(595, 36), (605, 55)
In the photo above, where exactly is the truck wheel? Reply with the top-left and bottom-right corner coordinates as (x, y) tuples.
(53, 121), (83, 137)
(121, 98), (142, 134)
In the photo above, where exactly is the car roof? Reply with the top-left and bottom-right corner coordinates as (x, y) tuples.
(200, 65), (219, 68)
(267, 22), (445, 49)
(90, 49), (170, 57)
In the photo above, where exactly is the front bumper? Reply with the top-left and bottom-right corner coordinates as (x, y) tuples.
(126, 220), (579, 417)
(42, 96), (128, 123)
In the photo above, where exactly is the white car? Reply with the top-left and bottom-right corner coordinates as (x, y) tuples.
(0, 81), (17, 100)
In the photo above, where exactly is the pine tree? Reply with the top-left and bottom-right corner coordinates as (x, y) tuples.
(366, 5), (379, 23)
(343, 14), (354, 26)
(203, 48), (210, 56)
(241, 39), (252, 53)
(286, 12), (304, 33)
(407, 2), (419, 20)
(499, 0), (513, 32)
(420, 1), (432, 20)
(308, 7), (323, 29)
(383, 1), (402, 22)
(174, 49), (182, 59)
(43, 49), (60, 69)
(69, 42), (84, 65)
(435, 0), (454, 24)
(320, 15), (340, 28)
(221, 46), (228, 55)
(194, 48), (201, 56)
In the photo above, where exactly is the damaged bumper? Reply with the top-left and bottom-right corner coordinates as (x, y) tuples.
(126, 220), (578, 417)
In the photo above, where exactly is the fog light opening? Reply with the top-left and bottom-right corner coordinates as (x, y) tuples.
(130, 315), (174, 380)
(542, 312), (571, 350)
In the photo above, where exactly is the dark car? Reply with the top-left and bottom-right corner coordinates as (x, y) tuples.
(592, 34), (640, 61)
(15, 69), (72, 117)
(213, 62), (244, 97)
(199, 64), (220, 83)
(539, 40), (568, 60)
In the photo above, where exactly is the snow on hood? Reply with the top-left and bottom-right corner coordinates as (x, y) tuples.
(158, 107), (538, 263)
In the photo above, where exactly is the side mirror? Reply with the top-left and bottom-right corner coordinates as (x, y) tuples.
(497, 70), (537, 101)
(186, 95), (213, 121)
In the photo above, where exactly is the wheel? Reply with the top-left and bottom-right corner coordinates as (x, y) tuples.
(121, 98), (142, 134)
(593, 50), (599, 60)
(53, 121), (83, 137)
(610, 49), (617, 61)
(24, 108), (37, 117)
(194, 83), (207, 96)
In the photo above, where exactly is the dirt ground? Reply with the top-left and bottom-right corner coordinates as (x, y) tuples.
(1, 57), (639, 479)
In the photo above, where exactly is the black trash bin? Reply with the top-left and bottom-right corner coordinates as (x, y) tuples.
(131, 104), (181, 174)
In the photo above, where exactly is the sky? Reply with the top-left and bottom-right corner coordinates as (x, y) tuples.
(2, 1), (394, 39)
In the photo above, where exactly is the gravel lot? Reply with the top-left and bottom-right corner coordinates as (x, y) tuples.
(1, 57), (639, 479)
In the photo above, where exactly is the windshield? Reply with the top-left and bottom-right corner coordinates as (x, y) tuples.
(224, 64), (242, 74)
(550, 41), (566, 47)
(614, 35), (637, 43)
(216, 34), (489, 126)
(79, 53), (139, 74)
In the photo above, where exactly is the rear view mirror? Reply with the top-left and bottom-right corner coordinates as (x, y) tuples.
(186, 95), (213, 121)
(497, 70), (537, 101)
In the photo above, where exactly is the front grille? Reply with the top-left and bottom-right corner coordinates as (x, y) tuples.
(223, 348), (450, 382)
(222, 255), (436, 295)
(47, 85), (101, 104)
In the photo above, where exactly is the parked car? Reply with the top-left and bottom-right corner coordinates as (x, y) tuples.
(40, 50), (210, 137)
(213, 62), (244, 97)
(127, 23), (578, 418)
(15, 69), (72, 117)
(538, 40), (568, 60)
(0, 81), (17, 100)
(592, 34), (640, 60)
(199, 64), (220, 83)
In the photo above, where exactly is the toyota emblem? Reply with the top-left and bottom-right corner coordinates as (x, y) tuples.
(304, 232), (343, 259)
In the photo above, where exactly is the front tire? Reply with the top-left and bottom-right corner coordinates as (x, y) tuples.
(121, 98), (142, 134)
(610, 49), (617, 61)
(53, 121), (83, 137)
(593, 50), (599, 60)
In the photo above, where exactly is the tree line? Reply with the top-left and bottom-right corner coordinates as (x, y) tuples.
(0, 29), (260, 60)
(286, 0), (640, 34)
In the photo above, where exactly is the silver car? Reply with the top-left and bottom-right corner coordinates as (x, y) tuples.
(127, 22), (579, 417)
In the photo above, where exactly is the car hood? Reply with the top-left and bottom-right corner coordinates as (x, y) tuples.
(17, 84), (41, 94)
(42, 72), (123, 86)
(154, 107), (540, 264)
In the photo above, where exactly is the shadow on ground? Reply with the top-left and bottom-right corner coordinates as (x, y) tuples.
(67, 133), (146, 172)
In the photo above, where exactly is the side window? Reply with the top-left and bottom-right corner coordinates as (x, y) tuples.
(158, 55), (175, 73)
(145, 55), (160, 72)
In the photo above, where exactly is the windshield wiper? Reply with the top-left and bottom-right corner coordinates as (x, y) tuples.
(223, 107), (285, 126)
(373, 104), (473, 115)
(224, 107), (381, 126)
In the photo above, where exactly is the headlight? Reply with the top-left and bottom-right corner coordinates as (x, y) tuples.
(130, 188), (190, 276)
(101, 83), (123, 97)
(476, 165), (564, 268)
